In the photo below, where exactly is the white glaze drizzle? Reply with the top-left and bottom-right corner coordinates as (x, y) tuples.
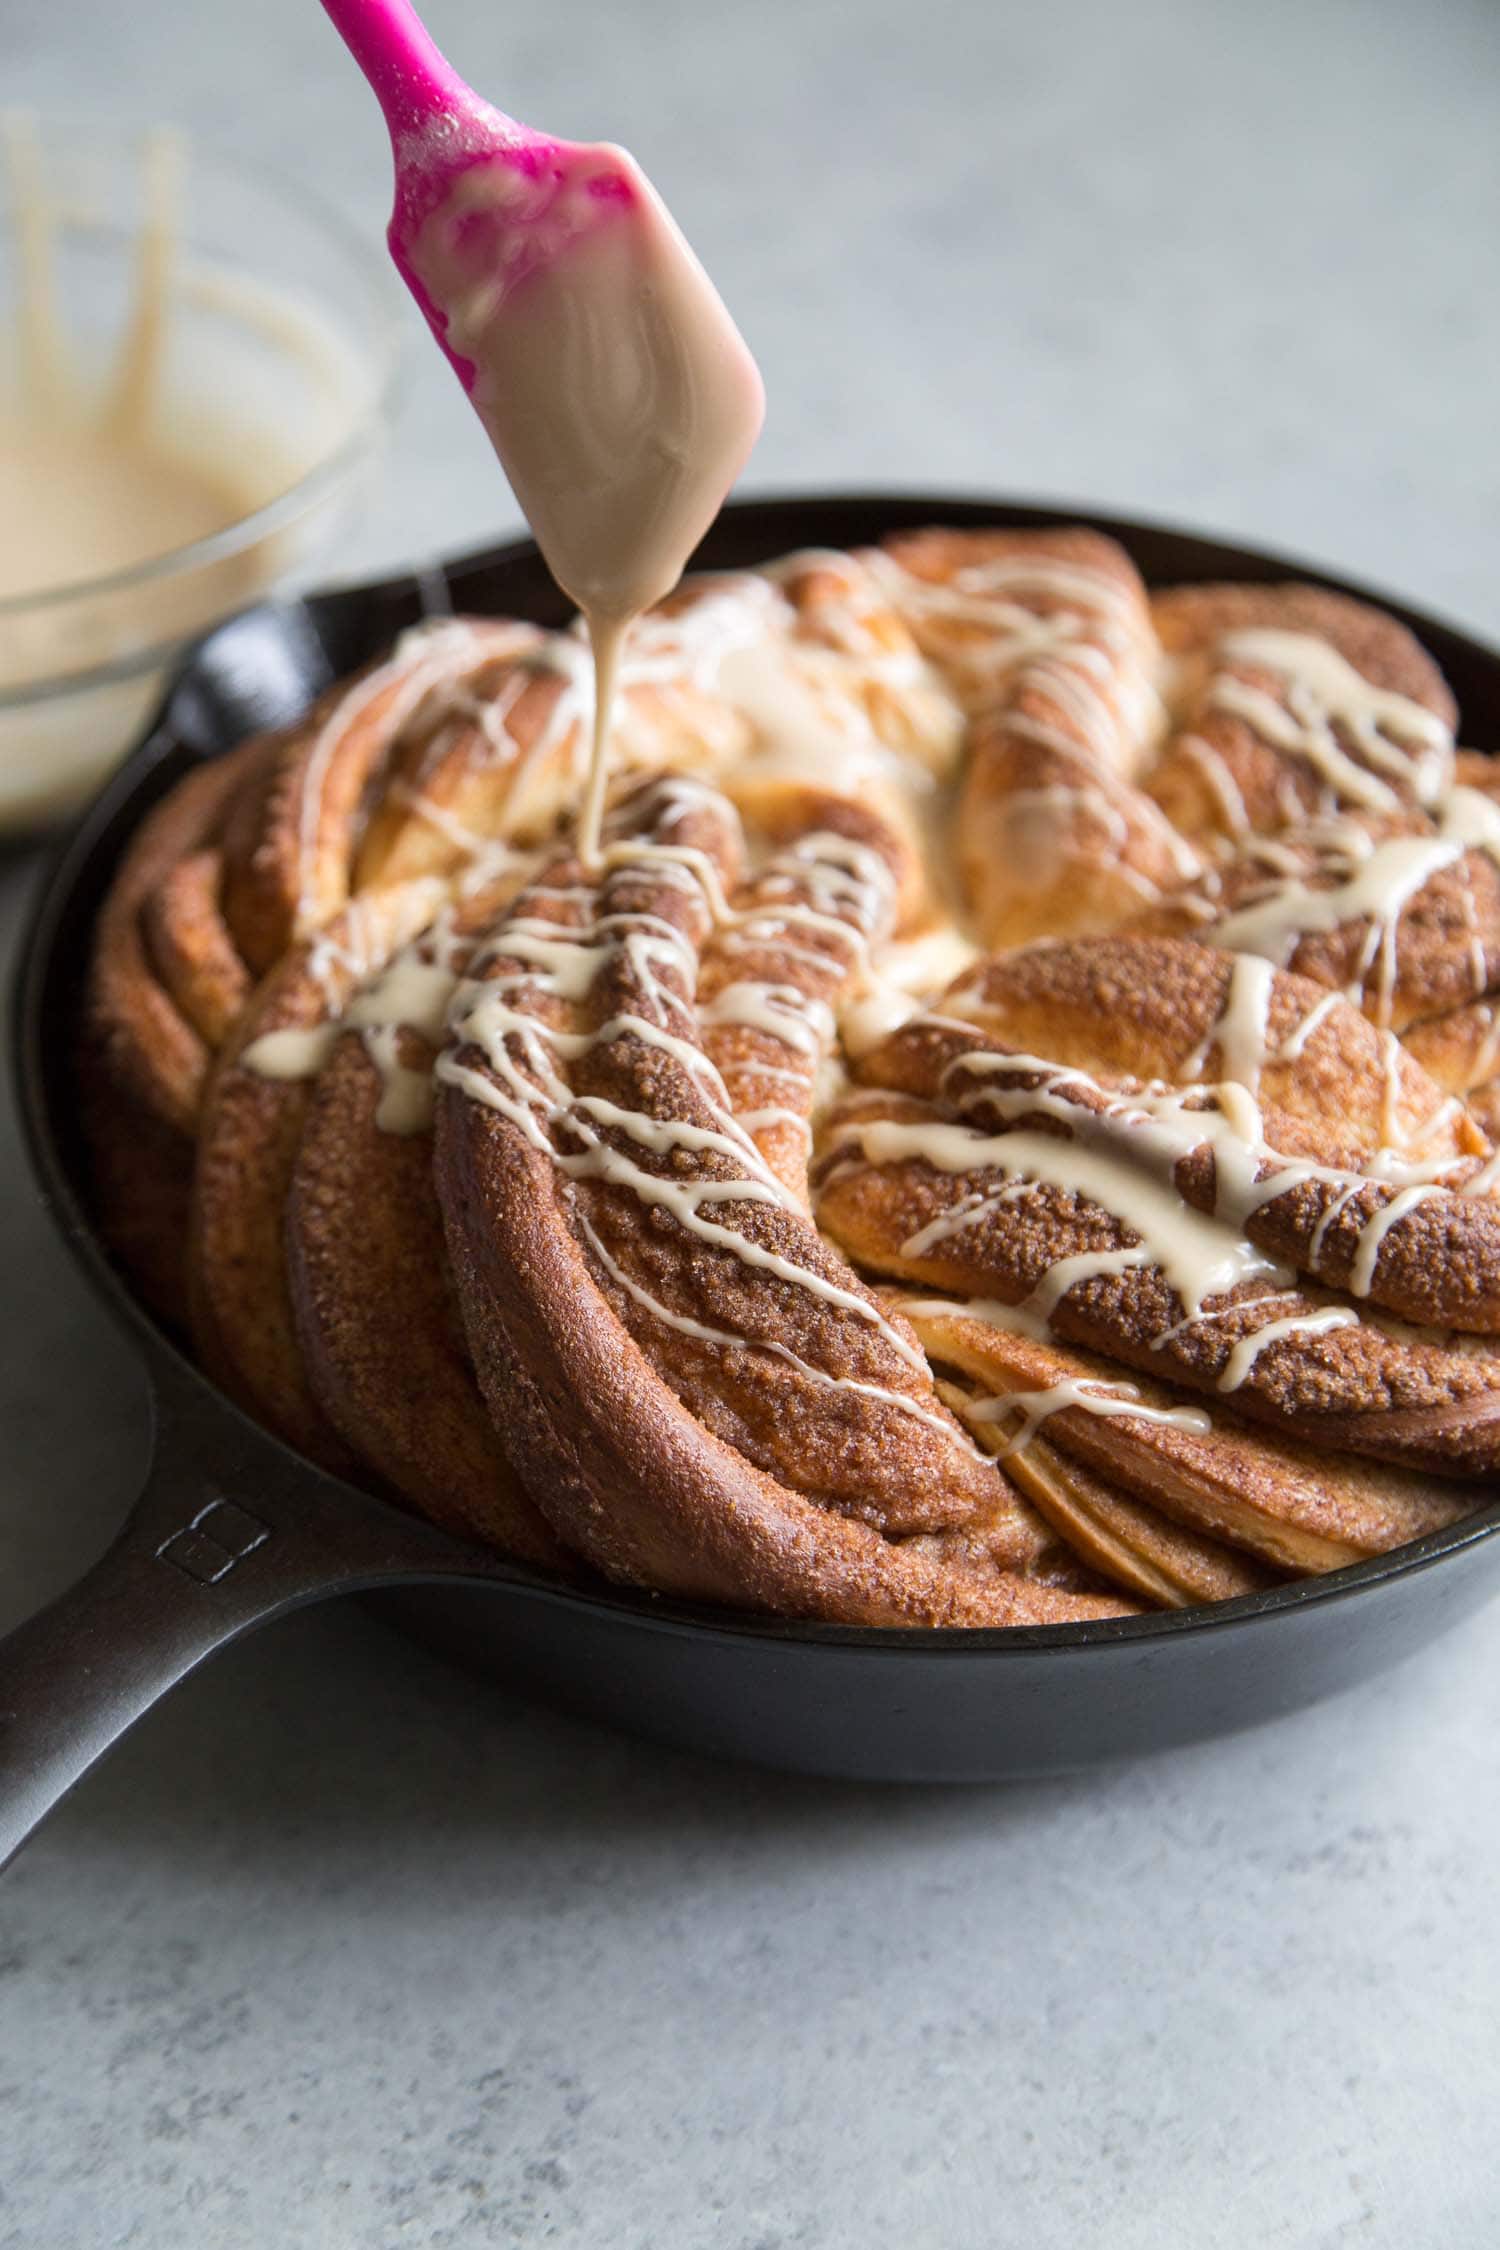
(436, 783), (978, 1436)
(1195, 788), (1500, 1027)
(1275, 990), (1343, 1062)
(864, 545), (1182, 942)
(1179, 952), (1277, 1096)
(831, 1027), (1477, 1386)
(1216, 1307), (1357, 1392)
(1174, 732), (1252, 837)
(1209, 629), (1453, 811)
(573, 1207), (987, 1459)
(952, 1374), (1212, 1456)
(294, 621), (531, 923)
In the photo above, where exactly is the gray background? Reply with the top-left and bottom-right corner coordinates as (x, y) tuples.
(5, 0), (1500, 2242)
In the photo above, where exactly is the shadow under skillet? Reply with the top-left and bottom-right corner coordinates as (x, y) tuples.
(20, 1601), (1063, 1864)
(19, 1569), (1490, 1922)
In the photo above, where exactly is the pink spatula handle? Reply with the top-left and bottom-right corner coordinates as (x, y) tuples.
(318, 0), (481, 136)
(318, 0), (549, 376)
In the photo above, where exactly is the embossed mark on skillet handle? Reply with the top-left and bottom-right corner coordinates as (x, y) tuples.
(0, 1352), (510, 1873)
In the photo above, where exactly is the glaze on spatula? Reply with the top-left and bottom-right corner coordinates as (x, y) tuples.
(318, 0), (765, 860)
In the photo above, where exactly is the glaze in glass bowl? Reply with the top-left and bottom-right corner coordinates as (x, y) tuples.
(0, 117), (403, 829)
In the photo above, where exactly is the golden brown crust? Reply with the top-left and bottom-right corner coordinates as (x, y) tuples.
(288, 1029), (568, 1565)
(772, 548), (964, 770)
(441, 1152), (1125, 1625)
(188, 881), (445, 1464)
(349, 631), (560, 890)
(874, 527), (1179, 946)
(441, 1141), (1129, 1622)
(139, 848), (252, 1052)
(820, 1120), (1500, 1474)
(698, 791), (911, 1196)
(1134, 815), (1500, 1033)
(1148, 582), (1456, 844)
(952, 1410), (1278, 1608)
(817, 933), (1500, 1473)
(914, 1306), (1468, 1572)
(221, 651), (423, 967)
(877, 525), (1151, 707)
(908, 940), (1500, 1330)
(88, 736), (270, 1134)
(932, 937), (1478, 1162)
(1153, 581), (1456, 713)
(1401, 999), (1500, 1097)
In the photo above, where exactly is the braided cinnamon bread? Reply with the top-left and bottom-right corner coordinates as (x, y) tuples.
(84, 528), (1500, 1624)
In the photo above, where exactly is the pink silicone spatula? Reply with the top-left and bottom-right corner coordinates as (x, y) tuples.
(317, 0), (765, 625)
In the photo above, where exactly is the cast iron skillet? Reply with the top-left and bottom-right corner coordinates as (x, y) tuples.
(4, 492), (1500, 1867)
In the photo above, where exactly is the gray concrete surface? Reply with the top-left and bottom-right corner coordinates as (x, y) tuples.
(4, 0), (1500, 2242)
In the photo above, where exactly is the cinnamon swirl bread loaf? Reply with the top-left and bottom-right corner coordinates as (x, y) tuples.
(84, 529), (1500, 1624)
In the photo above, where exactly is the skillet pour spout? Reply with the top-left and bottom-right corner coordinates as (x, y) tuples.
(6, 493), (1500, 1869)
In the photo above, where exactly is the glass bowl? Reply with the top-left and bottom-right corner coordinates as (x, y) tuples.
(0, 116), (403, 830)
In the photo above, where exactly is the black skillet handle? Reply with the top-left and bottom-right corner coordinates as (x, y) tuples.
(0, 1357), (501, 1871)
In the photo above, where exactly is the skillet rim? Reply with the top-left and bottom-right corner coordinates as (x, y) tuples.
(17, 486), (1500, 1658)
